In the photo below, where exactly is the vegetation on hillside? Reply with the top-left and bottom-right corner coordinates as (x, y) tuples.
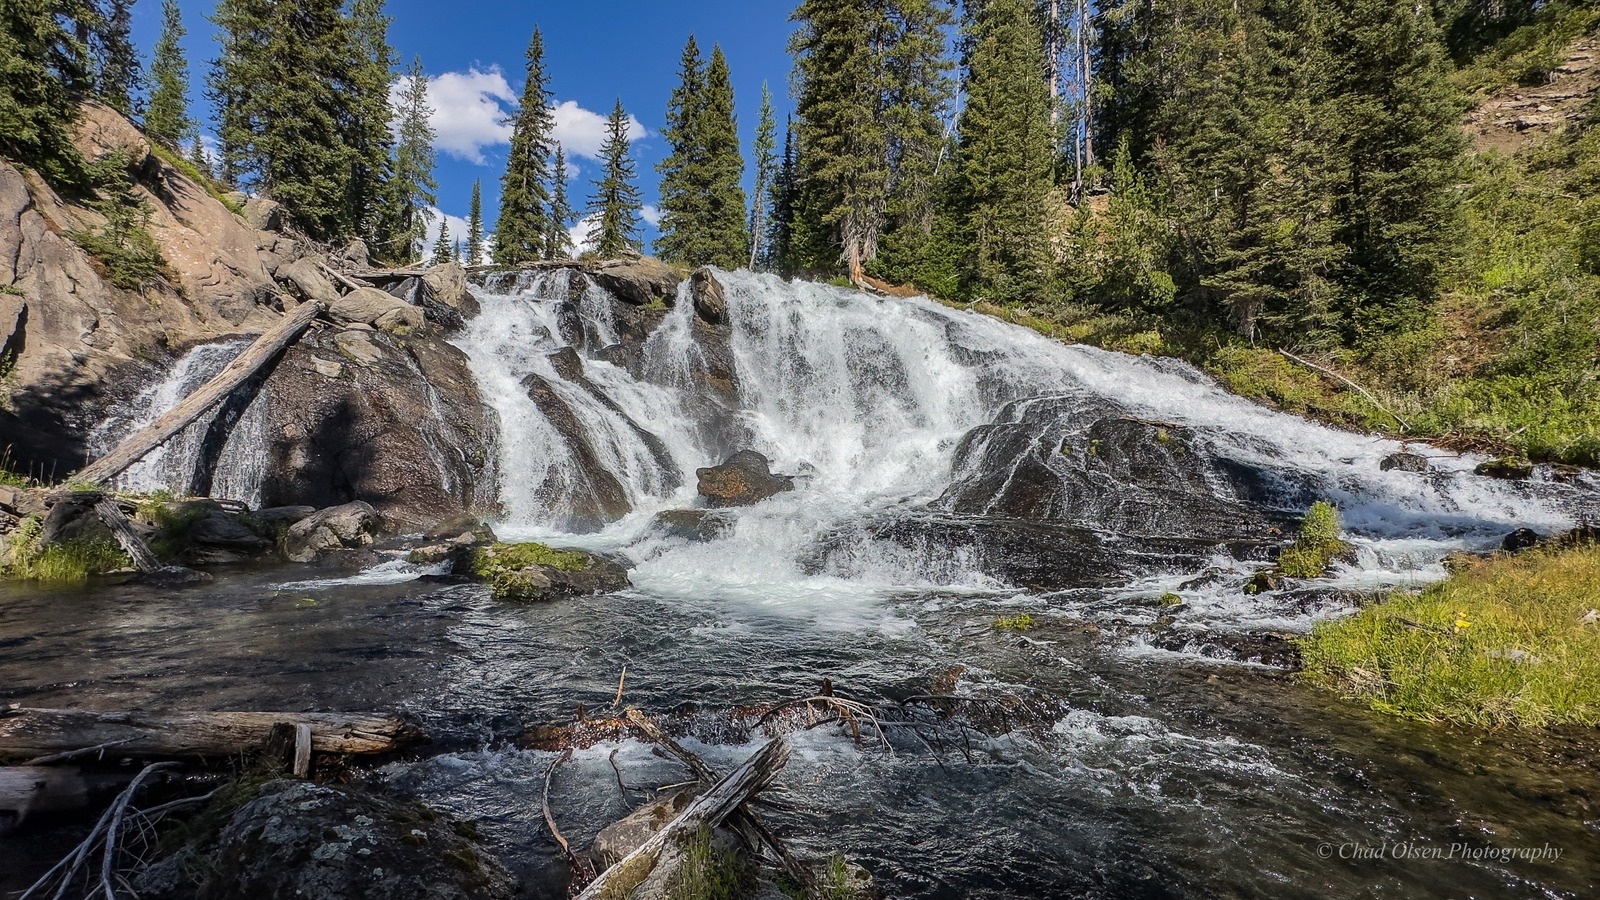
(1300, 544), (1600, 727)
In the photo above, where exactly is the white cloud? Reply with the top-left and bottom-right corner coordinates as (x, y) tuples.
(551, 100), (648, 161)
(568, 213), (598, 255)
(393, 67), (517, 164)
(640, 205), (661, 228)
(421, 206), (473, 260)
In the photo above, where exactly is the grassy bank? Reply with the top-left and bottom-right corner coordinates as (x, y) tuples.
(1298, 545), (1600, 727)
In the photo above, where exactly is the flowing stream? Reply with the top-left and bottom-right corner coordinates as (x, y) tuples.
(3, 270), (1596, 897)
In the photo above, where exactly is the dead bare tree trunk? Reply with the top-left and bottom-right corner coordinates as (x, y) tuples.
(93, 500), (160, 573)
(75, 300), (323, 486)
(0, 709), (422, 762)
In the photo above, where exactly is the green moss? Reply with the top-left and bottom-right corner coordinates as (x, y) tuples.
(135, 495), (211, 561)
(1299, 544), (1600, 727)
(151, 142), (242, 212)
(467, 541), (591, 600)
(1159, 592), (1183, 607)
(994, 613), (1035, 632)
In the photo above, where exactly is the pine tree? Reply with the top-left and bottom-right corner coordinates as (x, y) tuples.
(387, 55), (437, 263)
(585, 99), (642, 259)
(696, 45), (748, 269)
(748, 82), (779, 269)
(653, 35), (706, 265)
(546, 145), (575, 259)
(789, 0), (894, 280)
(144, 0), (190, 147)
(0, 0), (93, 185)
(953, 0), (1054, 300)
(766, 120), (798, 274)
(347, 0), (396, 248)
(431, 217), (452, 265)
(495, 26), (556, 265)
(875, 0), (956, 284)
(95, 0), (140, 116)
(187, 126), (210, 177)
(466, 179), (484, 265)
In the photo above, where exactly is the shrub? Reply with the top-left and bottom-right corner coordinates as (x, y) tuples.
(994, 613), (1035, 631)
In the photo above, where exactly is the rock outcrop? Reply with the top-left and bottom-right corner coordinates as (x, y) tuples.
(697, 450), (794, 508)
(281, 501), (379, 562)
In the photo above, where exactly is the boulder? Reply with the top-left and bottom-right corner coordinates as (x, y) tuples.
(334, 329), (384, 364)
(131, 565), (213, 587)
(422, 262), (470, 310)
(336, 238), (371, 269)
(1244, 569), (1286, 595)
(649, 508), (735, 542)
(282, 501), (379, 563)
(1474, 456), (1534, 480)
(459, 541), (629, 601)
(1501, 527), (1542, 553)
(276, 257), (340, 306)
(193, 780), (516, 900)
(589, 787), (701, 870)
(587, 257), (682, 306)
(690, 266), (726, 325)
(242, 196), (283, 232)
(330, 287), (424, 332)
(697, 450), (794, 508)
(1379, 452), (1431, 473)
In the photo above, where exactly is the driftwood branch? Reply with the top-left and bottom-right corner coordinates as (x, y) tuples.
(542, 748), (595, 887)
(93, 500), (159, 574)
(1277, 349), (1410, 432)
(575, 737), (790, 900)
(0, 709), (422, 762)
(76, 300), (324, 485)
(317, 262), (369, 293)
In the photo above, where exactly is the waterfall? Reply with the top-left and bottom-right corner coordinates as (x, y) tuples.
(455, 269), (1588, 610)
(92, 341), (268, 505)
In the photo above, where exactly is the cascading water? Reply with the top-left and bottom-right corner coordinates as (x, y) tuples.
(455, 268), (1591, 622)
(91, 340), (269, 505)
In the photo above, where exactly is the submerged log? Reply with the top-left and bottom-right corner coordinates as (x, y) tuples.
(0, 709), (422, 762)
(0, 766), (134, 830)
(75, 299), (324, 485)
(93, 499), (160, 573)
(574, 736), (790, 900)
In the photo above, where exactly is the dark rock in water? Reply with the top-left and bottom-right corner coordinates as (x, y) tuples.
(697, 450), (794, 508)
(253, 505), (316, 526)
(423, 515), (497, 544)
(1501, 527), (1543, 553)
(189, 780), (516, 900)
(1380, 452), (1431, 473)
(587, 257), (682, 306)
(282, 501), (379, 563)
(1141, 630), (1303, 670)
(188, 510), (271, 551)
(521, 371), (634, 528)
(459, 541), (629, 601)
(936, 397), (1280, 544)
(649, 508), (736, 542)
(1474, 456), (1534, 480)
(259, 331), (499, 526)
(1556, 524), (1599, 548)
(131, 565), (212, 587)
(1244, 570), (1285, 595)
(690, 267), (726, 325)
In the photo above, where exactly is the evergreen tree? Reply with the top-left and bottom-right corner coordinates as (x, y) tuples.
(585, 99), (642, 259)
(466, 179), (484, 265)
(653, 35), (706, 265)
(144, 0), (190, 147)
(347, 0), (396, 248)
(766, 120), (798, 274)
(95, 0), (140, 116)
(875, 0), (956, 284)
(386, 55), (437, 262)
(789, 0), (893, 280)
(748, 82), (779, 269)
(431, 216), (452, 265)
(0, 0), (93, 185)
(495, 26), (556, 265)
(953, 0), (1054, 300)
(187, 127), (210, 177)
(546, 145), (575, 259)
(695, 45), (748, 269)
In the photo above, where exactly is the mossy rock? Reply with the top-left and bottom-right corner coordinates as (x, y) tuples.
(462, 541), (629, 601)
(1474, 456), (1534, 480)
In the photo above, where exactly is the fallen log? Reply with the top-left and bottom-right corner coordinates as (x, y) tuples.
(0, 709), (422, 762)
(75, 300), (324, 485)
(93, 499), (160, 573)
(574, 737), (790, 900)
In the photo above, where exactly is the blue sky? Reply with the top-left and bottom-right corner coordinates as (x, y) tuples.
(129, 1), (801, 254)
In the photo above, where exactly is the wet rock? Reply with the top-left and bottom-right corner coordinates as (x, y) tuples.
(195, 780), (516, 900)
(649, 508), (736, 542)
(423, 515), (498, 544)
(334, 329), (383, 364)
(253, 505), (316, 526)
(520, 371), (635, 528)
(282, 501), (379, 563)
(1501, 527), (1543, 553)
(697, 450), (794, 508)
(690, 267), (726, 325)
(188, 510), (271, 550)
(1244, 570), (1285, 595)
(1556, 524), (1600, 548)
(422, 262), (475, 317)
(131, 565), (213, 587)
(587, 257), (682, 306)
(1474, 456), (1534, 480)
(1380, 452), (1431, 473)
(1141, 630), (1303, 670)
(459, 541), (629, 601)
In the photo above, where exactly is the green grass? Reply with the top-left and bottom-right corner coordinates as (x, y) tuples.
(1277, 501), (1352, 579)
(135, 494), (211, 561)
(1451, 1), (1600, 96)
(150, 142), (243, 213)
(2, 515), (129, 582)
(666, 828), (744, 900)
(1299, 544), (1600, 726)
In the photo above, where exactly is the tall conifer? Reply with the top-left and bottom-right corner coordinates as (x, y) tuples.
(876, 0), (956, 283)
(466, 179), (484, 265)
(654, 35), (706, 265)
(546, 145), (575, 259)
(495, 26), (556, 265)
(748, 83), (779, 269)
(696, 45), (748, 269)
(95, 0), (140, 116)
(387, 55), (437, 262)
(0, 0), (92, 184)
(144, 0), (190, 147)
(431, 217), (452, 265)
(347, 0), (396, 246)
(586, 99), (642, 259)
